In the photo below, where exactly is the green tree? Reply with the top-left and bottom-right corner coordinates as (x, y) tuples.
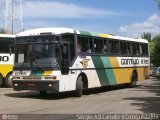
(151, 35), (160, 66)
(141, 32), (151, 42)
(155, 0), (160, 8)
(149, 40), (155, 65)
(0, 28), (6, 34)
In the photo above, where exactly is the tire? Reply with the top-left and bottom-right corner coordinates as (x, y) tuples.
(75, 76), (83, 97)
(5, 73), (13, 88)
(39, 91), (47, 96)
(130, 72), (137, 88)
(0, 74), (3, 87)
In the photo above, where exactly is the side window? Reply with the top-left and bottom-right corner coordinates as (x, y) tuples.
(108, 39), (120, 54)
(136, 43), (140, 55)
(130, 42), (137, 55)
(114, 41), (120, 54)
(108, 40), (114, 54)
(62, 34), (75, 61)
(102, 40), (107, 54)
(94, 38), (104, 53)
(121, 41), (129, 55)
(140, 43), (148, 55)
(77, 36), (93, 53)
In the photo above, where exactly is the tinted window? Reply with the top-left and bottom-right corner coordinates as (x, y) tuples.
(94, 38), (104, 53)
(62, 34), (75, 61)
(121, 41), (130, 55)
(78, 36), (93, 53)
(108, 39), (120, 54)
(140, 43), (148, 55)
(0, 38), (14, 53)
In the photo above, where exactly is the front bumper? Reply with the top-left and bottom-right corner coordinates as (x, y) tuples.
(12, 80), (59, 92)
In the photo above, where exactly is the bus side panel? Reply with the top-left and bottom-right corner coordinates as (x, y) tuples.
(91, 56), (117, 87)
(135, 67), (149, 80)
(108, 57), (131, 84)
(109, 57), (150, 84)
(69, 56), (102, 89)
(59, 71), (80, 92)
(0, 64), (13, 78)
(0, 54), (14, 78)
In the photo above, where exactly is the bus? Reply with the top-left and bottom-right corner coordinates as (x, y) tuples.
(12, 28), (149, 97)
(0, 34), (15, 87)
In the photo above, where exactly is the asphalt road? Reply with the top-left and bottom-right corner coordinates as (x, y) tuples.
(0, 78), (160, 120)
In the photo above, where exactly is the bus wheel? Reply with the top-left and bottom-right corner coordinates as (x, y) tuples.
(0, 74), (3, 87)
(39, 91), (47, 96)
(75, 76), (83, 97)
(5, 73), (13, 88)
(130, 72), (137, 88)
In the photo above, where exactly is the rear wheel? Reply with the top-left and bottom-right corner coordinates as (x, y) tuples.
(130, 72), (137, 87)
(0, 74), (3, 87)
(5, 73), (13, 88)
(75, 76), (83, 97)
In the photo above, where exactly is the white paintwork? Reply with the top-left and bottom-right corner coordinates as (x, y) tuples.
(117, 57), (150, 67)
(70, 56), (101, 88)
(0, 34), (15, 38)
(108, 35), (148, 43)
(0, 54), (14, 65)
(16, 27), (148, 44)
(16, 28), (76, 37)
(12, 70), (31, 76)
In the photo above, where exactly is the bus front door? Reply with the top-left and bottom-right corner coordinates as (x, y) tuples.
(61, 43), (70, 75)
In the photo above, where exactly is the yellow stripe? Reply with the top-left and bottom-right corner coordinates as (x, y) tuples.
(109, 57), (119, 67)
(99, 34), (109, 38)
(109, 57), (149, 84)
(0, 64), (13, 77)
(109, 57), (130, 84)
(43, 71), (52, 76)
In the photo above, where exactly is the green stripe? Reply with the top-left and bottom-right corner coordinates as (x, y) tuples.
(91, 56), (109, 86)
(90, 32), (99, 37)
(30, 70), (43, 76)
(101, 57), (117, 85)
(79, 30), (107, 38)
(79, 30), (91, 36)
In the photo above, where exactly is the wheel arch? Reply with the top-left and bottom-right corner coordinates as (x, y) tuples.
(77, 72), (88, 89)
(6, 71), (13, 77)
(0, 73), (4, 87)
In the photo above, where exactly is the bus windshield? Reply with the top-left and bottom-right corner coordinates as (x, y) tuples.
(14, 36), (60, 69)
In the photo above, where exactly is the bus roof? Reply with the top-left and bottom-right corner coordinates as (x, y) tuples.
(16, 27), (148, 43)
(0, 34), (15, 38)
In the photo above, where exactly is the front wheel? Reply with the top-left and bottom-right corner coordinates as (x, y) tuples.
(0, 74), (3, 87)
(75, 76), (83, 97)
(5, 73), (13, 88)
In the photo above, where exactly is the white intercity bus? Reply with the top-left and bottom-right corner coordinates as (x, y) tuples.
(0, 34), (15, 87)
(12, 28), (149, 97)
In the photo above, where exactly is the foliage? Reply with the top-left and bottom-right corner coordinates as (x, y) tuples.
(0, 28), (6, 34)
(149, 41), (155, 65)
(141, 32), (151, 42)
(155, 0), (160, 8)
(151, 35), (160, 66)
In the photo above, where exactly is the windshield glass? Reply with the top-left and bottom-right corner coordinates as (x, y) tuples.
(14, 35), (60, 69)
